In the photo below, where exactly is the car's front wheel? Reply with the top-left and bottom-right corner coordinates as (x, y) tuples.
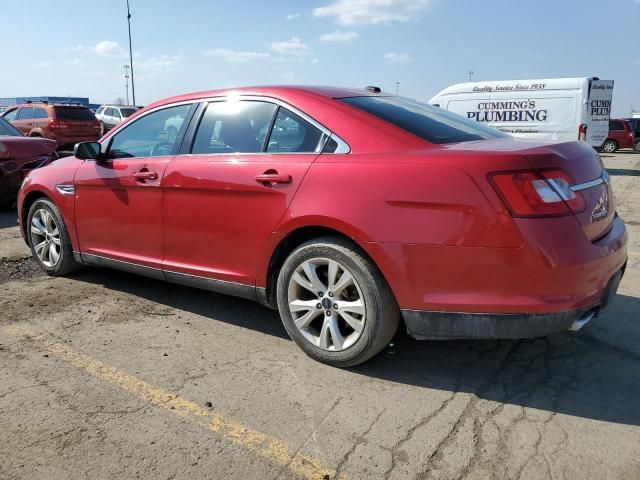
(276, 237), (399, 367)
(601, 139), (618, 153)
(27, 198), (80, 276)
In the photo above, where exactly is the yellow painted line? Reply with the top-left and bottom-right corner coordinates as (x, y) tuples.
(6, 325), (343, 480)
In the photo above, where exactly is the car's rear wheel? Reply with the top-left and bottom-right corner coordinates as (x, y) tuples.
(601, 139), (618, 153)
(276, 237), (399, 367)
(100, 122), (107, 136)
(634, 139), (640, 153)
(27, 198), (80, 276)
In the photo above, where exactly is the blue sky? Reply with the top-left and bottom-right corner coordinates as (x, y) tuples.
(2, 0), (639, 116)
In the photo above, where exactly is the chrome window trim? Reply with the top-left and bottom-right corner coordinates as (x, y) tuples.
(570, 171), (609, 192)
(100, 95), (351, 155)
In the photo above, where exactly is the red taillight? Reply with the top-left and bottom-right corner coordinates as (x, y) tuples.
(489, 169), (585, 217)
(578, 123), (587, 141)
(93, 120), (101, 129)
(48, 120), (68, 129)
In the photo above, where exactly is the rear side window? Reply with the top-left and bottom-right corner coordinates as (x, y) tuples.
(17, 107), (34, 120)
(340, 96), (508, 144)
(34, 108), (48, 119)
(53, 106), (96, 121)
(267, 108), (324, 153)
(192, 100), (277, 154)
(120, 108), (137, 118)
(609, 121), (624, 131)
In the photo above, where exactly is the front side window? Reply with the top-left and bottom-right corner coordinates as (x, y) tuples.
(267, 108), (324, 153)
(341, 96), (508, 144)
(17, 107), (34, 120)
(0, 117), (22, 136)
(108, 103), (192, 159)
(192, 100), (277, 154)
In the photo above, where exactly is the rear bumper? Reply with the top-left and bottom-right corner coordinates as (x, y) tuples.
(403, 267), (624, 339)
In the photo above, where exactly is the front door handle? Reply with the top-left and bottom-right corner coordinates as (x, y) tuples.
(255, 172), (292, 186)
(133, 171), (158, 181)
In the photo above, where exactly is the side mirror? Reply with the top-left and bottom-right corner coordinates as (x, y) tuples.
(74, 141), (102, 160)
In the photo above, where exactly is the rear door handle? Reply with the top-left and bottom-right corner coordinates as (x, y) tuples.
(255, 173), (292, 185)
(133, 171), (158, 181)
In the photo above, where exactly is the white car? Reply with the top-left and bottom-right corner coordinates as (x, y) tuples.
(95, 105), (140, 135)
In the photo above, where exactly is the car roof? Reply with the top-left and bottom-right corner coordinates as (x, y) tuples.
(145, 85), (386, 110)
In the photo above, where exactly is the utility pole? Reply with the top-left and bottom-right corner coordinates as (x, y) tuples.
(126, 0), (136, 105)
(395, 81), (400, 95)
(468, 70), (474, 82)
(123, 65), (130, 105)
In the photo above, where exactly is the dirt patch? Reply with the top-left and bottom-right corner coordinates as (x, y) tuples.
(0, 256), (44, 284)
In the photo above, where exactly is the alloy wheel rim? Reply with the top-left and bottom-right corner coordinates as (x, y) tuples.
(30, 208), (61, 268)
(287, 257), (366, 352)
(603, 142), (615, 153)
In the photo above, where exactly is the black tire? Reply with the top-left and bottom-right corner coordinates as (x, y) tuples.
(276, 236), (399, 367)
(634, 140), (640, 153)
(27, 198), (80, 276)
(100, 122), (107, 136)
(601, 139), (618, 154)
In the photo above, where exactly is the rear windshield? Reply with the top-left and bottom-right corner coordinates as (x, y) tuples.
(120, 108), (138, 118)
(53, 106), (96, 121)
(340, 96), (508, 144)
(0, 117), (22, 136)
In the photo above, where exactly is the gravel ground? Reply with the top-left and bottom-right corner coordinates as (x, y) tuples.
(1, 151), (639, 480)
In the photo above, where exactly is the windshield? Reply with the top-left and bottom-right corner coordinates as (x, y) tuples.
(0, 116), (23, 136)
(120, 108), (138, 118)
(53, 106), (96, 121)
(341, 96), (508, 144)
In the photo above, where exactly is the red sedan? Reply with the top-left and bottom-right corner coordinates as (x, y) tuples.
(17, 86), (628, 366)
(1, 116), (56, 208)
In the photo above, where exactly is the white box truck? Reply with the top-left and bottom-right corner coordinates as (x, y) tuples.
(428, 77), (614, 148)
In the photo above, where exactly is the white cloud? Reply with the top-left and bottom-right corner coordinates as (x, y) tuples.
(314, 0), (430, 26)
(311, 58), (320, 64)
(136, 55), (182, 75)
(94, 40), (125, 57)
(384, 52), (411, 62)
(34, 61), (53, 68)
(320, 30), (358, 42)
(205, 48), (270, 63)
(286, 13), (301, 20)
(269, 37), (310, 57)
(65, 57), (82, 66)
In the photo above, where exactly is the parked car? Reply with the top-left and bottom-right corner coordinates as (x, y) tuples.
(1, 103), (101, 149)
(95, 105), (140, 135)
(621, 118), (640, 152)
(0, 117), (56, 208)
(17, 86), (627, 366)
(601, 119), (635, 153)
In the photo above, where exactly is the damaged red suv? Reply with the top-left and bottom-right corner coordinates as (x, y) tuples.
(17, 86), (627, 366)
